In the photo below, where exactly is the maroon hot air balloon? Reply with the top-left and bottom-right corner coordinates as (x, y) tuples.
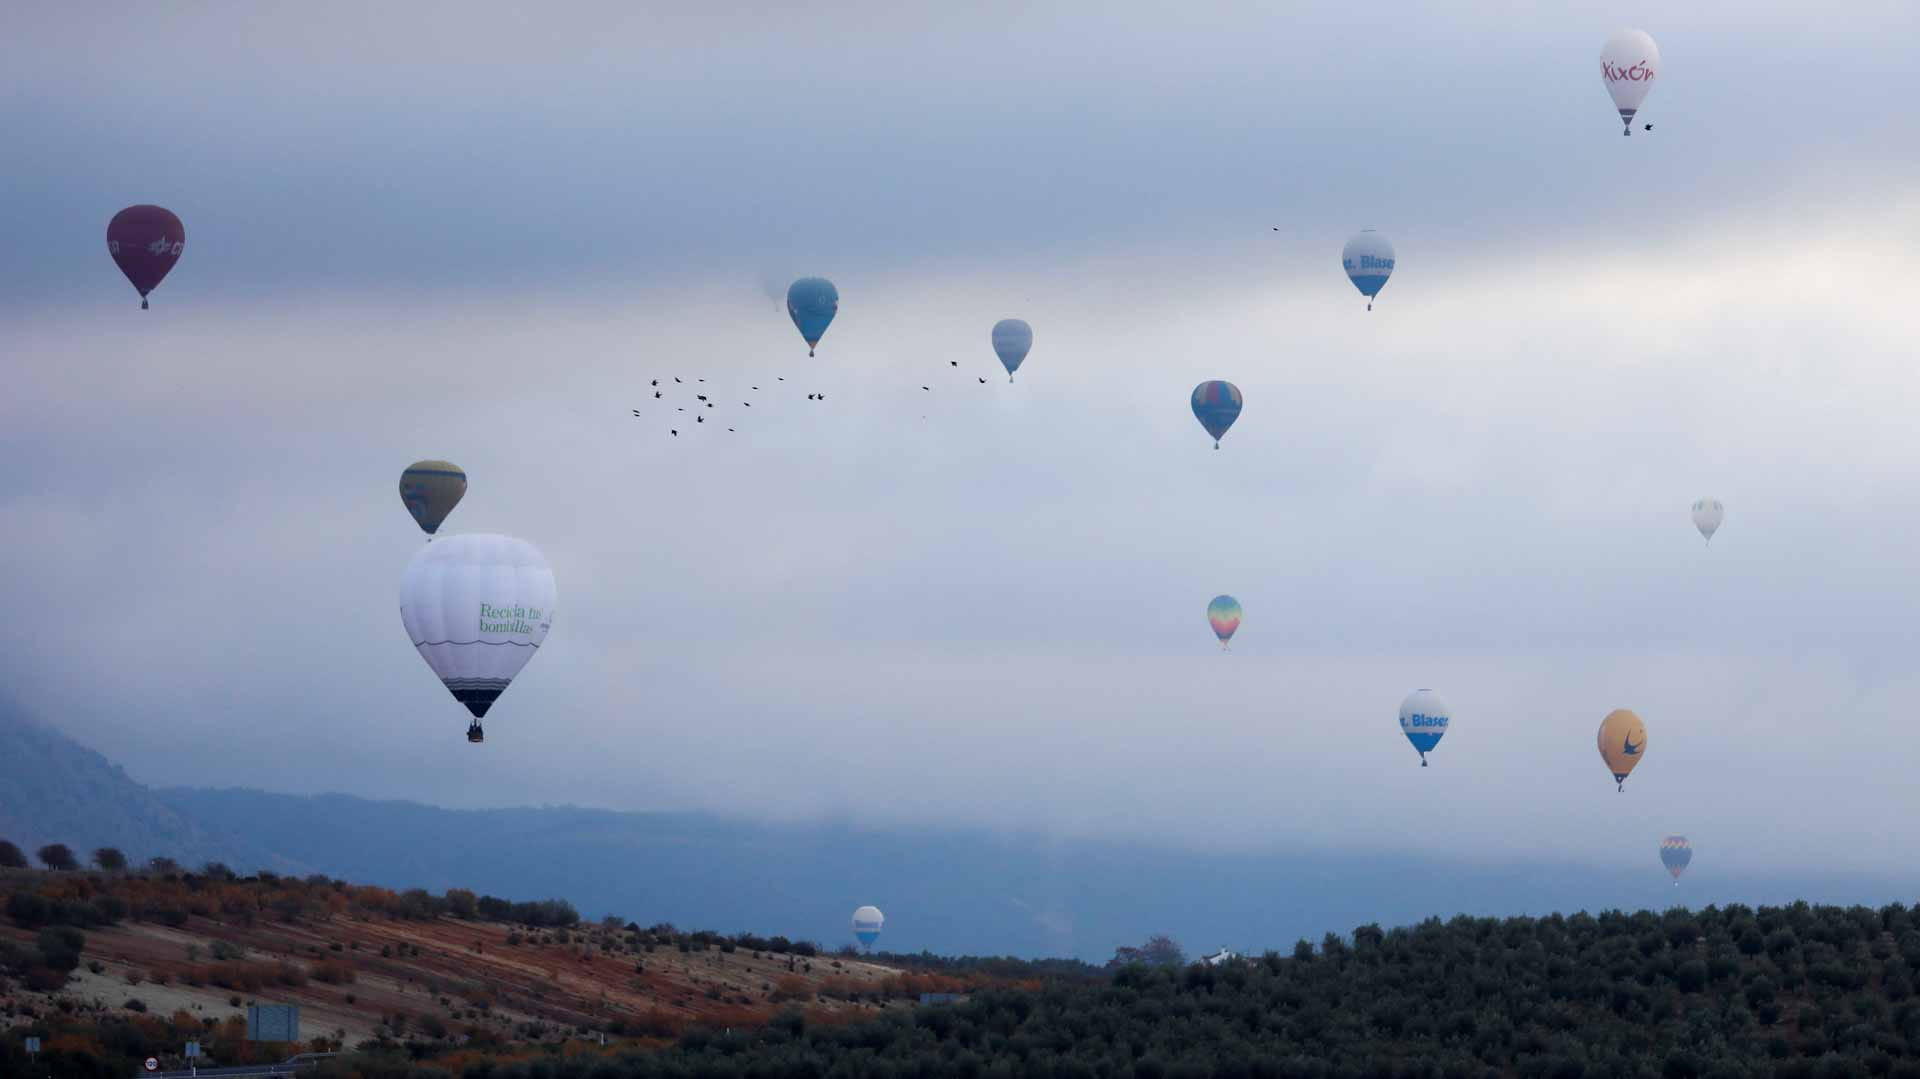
(106, 205), (185, 309)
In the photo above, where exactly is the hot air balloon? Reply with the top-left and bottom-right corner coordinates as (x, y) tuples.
(1191, 381), (1243, 449)
(399, 461), (467, 538)
(1398, 689), (1450, 767)
(107, 205), (185, 309)
(852, 905), (884, 951)
(399, 534), (556, 744)
(1207, 595), (1242, 650)
(992, 319), (1033, 382)
(1597, 709), (1647, 791)
(1691, 498), (1723, 544)
(1660, 836), (1692, 884)
(1342, 230), (1395, 311)
(1600, 30), (1661, 135)
(787, 277), (839, 356)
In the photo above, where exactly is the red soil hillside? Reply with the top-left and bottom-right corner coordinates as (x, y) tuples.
(0, 868), (971, 1054)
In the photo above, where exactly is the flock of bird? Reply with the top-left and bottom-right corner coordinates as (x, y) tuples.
(629, 279), (1023, 438)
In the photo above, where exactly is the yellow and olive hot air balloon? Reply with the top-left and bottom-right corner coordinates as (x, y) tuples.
(1596, 708), (1647, 792)
(399, 460), (467, 538)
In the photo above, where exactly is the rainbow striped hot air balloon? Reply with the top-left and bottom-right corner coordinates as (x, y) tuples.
(1660, 836), (1692, 885)
(1207, 595), (1242, 650)
(1191, 381), (1243, 449)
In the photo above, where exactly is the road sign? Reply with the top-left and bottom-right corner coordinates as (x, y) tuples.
(144, 1058), (159, 1072)
(23, 1036), (38, 1054)
(186, 1040), (201, 1057)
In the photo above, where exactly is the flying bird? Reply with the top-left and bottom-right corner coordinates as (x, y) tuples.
(654, 391), (662, 398)
(674, 377), (682, 383)
(950, 361), (957, 367)
(697, 395), (707, 401)
(697, 416), (704, 423)
(671, 429), (678, 436)
(921, 386), (929, 391)
(650, 379), (658, 386)
(978, 378), (987, 383)
(631, 409), (640, 416)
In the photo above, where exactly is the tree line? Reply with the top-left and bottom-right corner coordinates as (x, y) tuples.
(310, 900), (1920, 1078)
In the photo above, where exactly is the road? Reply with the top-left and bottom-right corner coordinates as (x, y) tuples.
(136, 1052), (334, 1078)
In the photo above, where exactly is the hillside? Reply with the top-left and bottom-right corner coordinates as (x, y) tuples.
(0, 702), (287, 874)
(0, 867), (992, 1076)
(301, 900), (1920, 1078)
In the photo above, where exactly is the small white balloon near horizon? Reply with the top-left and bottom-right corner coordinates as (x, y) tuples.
(1691, 498), (1724, 544)
(852, 904), (885, 949)
(1600, 29), (1661, 136)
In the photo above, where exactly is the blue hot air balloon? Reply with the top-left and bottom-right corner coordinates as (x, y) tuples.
(1191, 381), (1243, 449)
(1342, 230), (1395, 311)
(991, 319), (1032, 382)
(852, 905), (884, 950)
(787, 277), (839, 356)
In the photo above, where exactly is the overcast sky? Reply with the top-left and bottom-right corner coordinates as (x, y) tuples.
(4, 1), (1920, 882)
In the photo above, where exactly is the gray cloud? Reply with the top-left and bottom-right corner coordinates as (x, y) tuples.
(4, 3), (1920, 889)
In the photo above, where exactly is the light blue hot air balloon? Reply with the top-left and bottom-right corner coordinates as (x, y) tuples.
(787, 277), (839, 356)
(1342, 230), (1395, 311)
(1398, 689), (1450, 767)
(991, 319), (1032, 382)
(1191, 381), (1243, 449)
(852, 905), (884, 951)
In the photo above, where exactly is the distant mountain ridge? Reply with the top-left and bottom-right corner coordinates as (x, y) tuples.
(0, 699), (293, 872)
(3, 705), (1915, 960)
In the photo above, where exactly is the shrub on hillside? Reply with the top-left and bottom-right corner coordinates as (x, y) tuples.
(312, 960), (357, 985)
(0, 840), (27, 869)
(36, 844), (78, 871)
(92, 848), (127, 872)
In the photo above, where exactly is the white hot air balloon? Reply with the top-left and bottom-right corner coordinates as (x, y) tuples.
(399, 534), (556, 743)
(1691, 498), (1724, 544)
(1600, 29), (1661, 135)
(852, 905), (885, 950)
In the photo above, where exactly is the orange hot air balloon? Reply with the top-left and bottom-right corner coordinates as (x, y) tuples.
(1597, 709), (1647, 792)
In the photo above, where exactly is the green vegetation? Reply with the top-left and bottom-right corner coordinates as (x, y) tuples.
(313, 901), (1920, 1078)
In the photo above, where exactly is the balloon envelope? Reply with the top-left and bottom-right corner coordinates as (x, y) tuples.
(1341, 230), (1395, 304)
(852, 905), (884, 948)
(1206, 595), (1242, 646)
(787, 277), (839, 354)
(1597, 708), (1648, 789)
(107, 205), (185, 308)
(1691, 498), (1723, 543)
(1191, 381), (1243, 447)
(991, 319), (1033, 381)
(1660, 836), (1692, 882)
(399, 460), (468, 536)
(1399, 689), (1451, 765)
(399, 534), (556, 723)
(1600, 30), (1661, 134)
